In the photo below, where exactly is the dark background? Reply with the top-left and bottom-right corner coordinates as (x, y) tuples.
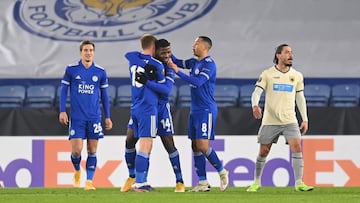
(1, 107), (359, 136)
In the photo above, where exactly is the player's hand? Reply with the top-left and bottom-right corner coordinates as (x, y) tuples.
(144, 64), (157, 80)
(105, 118), (113, 130)
(135, 71), (148, 84)
(252, 105), (262, 119)
(59, 112), (69, 125)
(167, 58), (179, 73)
(299, 121), (308, 135)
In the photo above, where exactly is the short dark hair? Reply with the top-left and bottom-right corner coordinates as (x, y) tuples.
(80, 40), (95, 51)
(199, 36), (212, 50)
(273, 44), (289, 64)
(155, 39), (171, 49)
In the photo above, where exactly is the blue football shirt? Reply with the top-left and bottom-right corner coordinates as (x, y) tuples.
(184, 56), (217, 112)
(127, 53), (165, 113)
(61, 60), (109, 120)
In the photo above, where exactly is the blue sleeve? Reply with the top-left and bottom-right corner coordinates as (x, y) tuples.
(101, 87), (111, 118)
(171, 54), (186, 68)
(171, 55), (196, 69)
(176, 71), (208, 87)
(100, 71), (111, 118)
(149, 59), (166, 83)
(185, 58), (197, 69)
(125, 51), (146, 67)
(59, 83), (68, 112)
(146, 79), (173, 95)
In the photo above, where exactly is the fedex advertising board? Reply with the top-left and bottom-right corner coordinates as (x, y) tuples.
(0, 136), (359, 188)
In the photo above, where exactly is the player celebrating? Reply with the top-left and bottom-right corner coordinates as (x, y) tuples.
(121, 39), (186, 192)
(168, 36), (229, 192)
(59, 40), (113, 190)
(247, 44), (314, 192)
(126, 34), (167, 192)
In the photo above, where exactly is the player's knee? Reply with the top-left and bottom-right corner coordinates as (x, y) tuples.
(164, 144), (177, 153)
(260, 148), (270, 157)
(125, 135), (138, 148)
(72, 151), (81, 157)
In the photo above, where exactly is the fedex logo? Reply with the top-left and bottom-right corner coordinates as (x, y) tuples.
(302, 138), (360, 186)
(0, 136), (359, 188)
(192, 137), (360, 187)
(0, 140), (121, 187)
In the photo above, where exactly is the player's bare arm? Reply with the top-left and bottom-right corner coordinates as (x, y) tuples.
(105, 118), (113, 130)
(299, 121), (308, 135)
(252, 105), (262, 119)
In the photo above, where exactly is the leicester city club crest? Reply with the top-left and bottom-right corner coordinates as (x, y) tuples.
(13, 0), (217, 42)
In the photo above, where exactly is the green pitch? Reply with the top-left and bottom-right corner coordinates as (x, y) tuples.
(0, 187), (359, 203)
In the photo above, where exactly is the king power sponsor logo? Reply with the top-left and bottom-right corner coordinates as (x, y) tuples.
(13, 0), (217, 42)
(0, 136), (359, 187)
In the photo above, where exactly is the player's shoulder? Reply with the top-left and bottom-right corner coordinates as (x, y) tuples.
(289, 66), (301, 73)
(199, 56), (216, 70)
(260, 66), (275, 75)
(93, 63), (106, 71)
(148, 57), (164, 70)
(204, 55), (214, 63)
(150, 57), (163, 65)
(66, 61), (79, 68)
(289, 67), (304, 77)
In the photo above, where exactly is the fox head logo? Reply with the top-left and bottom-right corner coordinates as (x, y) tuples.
(61, 0), (167, 25)
(14, 0), (217, 41)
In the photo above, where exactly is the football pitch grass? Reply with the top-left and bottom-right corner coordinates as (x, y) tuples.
(0, 187), (359, 203)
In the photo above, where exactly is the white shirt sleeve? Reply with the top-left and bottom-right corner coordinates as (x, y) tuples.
(295, 91), (308, 121)
(251, 86), (264, 107)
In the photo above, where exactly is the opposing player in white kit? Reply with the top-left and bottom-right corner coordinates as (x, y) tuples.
(247, 44), (314, 192)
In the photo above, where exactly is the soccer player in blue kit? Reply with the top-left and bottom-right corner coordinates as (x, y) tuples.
(59, 40), (113, 190)
(168, 36), (229, 192)
(126, 34), (167, 192)
(121, 39), (186, 192)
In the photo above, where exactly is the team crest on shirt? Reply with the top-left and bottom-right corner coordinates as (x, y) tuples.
(194, 69), (200, 75)
(289, 76), (295, 82)
(92, 76), (98, 82)
(70, 129), (75, 136)
(13, 0), (217, 42)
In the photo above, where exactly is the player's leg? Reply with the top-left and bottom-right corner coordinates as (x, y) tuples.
(189, 111), (228, 192)
(186, 113), (209, 192)
(285, 124), (314, 192)
(194, 138), (229, 192)
(83, 119), (104, 190)
(203, 111), (228, 191)
(121, 118), (138, 192)
(133, 114), (156, 192)
(69, 119), (85, 188)
(247, 143), (272, 192)
(247, 125), (278, 192)
(189, 139), (210, 192)
(160, 135), (185, 192)
(70, 138), (83, 187)
(125, 128), (138, 178)
(85, 139), (98, 190)
(158, 103), (185, 192)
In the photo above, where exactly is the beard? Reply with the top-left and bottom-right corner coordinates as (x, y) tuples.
(285, 63), (292, 67)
